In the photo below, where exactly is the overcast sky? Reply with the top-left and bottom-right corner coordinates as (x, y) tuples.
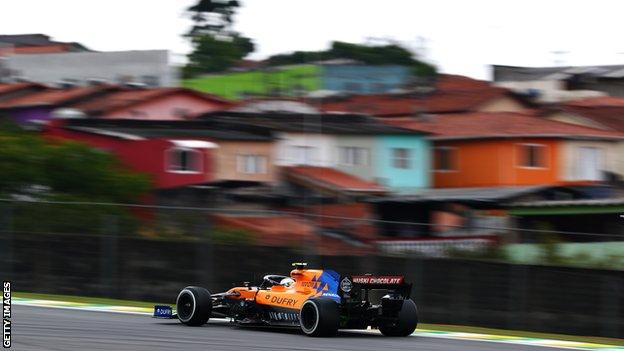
(2, 0), (624, 79)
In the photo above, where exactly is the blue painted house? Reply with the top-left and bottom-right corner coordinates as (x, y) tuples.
(374, 135), (431, 193)
(321, 63), (412, 94)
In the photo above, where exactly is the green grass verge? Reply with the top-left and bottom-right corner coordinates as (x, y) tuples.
(14, 292), (166, 309)
(182, 64), (321, 99)
(15, 292), (623, 346)
(419, 323), (624, 346)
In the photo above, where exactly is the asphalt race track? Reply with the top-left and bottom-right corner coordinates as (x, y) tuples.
(14, 305), (570, 351)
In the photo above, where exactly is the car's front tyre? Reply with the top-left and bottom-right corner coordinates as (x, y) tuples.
(299, 298), (339, 337)
(176, 286), (212, 326)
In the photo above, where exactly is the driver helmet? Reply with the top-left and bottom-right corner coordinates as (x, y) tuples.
(280, 277), (295, 287)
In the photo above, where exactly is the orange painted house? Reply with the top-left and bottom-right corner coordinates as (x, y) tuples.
(385, 112), (624, 188)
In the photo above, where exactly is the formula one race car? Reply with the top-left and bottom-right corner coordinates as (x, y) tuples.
(153, 263), (418, 337)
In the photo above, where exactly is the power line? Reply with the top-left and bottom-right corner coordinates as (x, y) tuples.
(1, 197), (623, 238)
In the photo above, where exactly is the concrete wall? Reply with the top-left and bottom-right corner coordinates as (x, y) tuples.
(477, 96), (526, 113)
(546, 111), (609, 130)
(560, 140), (618, 181)
(275, 133), (336, 167)
(334, 136), (376, 181)
(321, 65), (411, 94)
(214, 141), (276, 183)
(5, 50), (177, 86)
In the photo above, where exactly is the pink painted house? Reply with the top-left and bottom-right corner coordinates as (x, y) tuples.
(69, 87), (232, 119)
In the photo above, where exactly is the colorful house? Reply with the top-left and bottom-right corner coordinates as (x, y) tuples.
(0, 84), (231, 124)
(69, 87), (231, 120)
(201, 112), (431, 194)
(44, 118), (275, 189)
(385, 112), (624, 188)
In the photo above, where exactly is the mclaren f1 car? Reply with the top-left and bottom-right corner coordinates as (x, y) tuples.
(153, 263), (418, 337)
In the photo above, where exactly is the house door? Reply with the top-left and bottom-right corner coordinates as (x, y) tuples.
(578, 147), (603, 181)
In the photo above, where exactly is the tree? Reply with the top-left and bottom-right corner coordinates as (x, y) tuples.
(0, 124), (150, 202)
(183, 34), (254, 78)
(187, 0), (241, 37)
(0, 123), (152, 235)
(183, 0), (254, 78)
(267, 41), (436, 78)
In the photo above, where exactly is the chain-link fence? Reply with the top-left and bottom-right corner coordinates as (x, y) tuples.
(0, 199), (622, 338)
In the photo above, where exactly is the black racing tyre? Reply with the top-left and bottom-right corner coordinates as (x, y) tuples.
(176, 286), (212, 326)
(299, 298), (340, 337)
(379, 299), (418, 337)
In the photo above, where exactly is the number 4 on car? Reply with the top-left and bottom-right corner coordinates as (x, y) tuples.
(153, 263), (418, 337)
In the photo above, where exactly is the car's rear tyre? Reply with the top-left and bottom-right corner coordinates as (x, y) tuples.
(299, 298), (340, 337)
(379, 299), (418, 337)
(176, 286), (212, 326)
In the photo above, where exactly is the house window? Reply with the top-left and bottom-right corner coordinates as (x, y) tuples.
(237, 155), (267, 174)
(166, 148), (202, 173)
(392, 148), (411, 169)
(292, 146), (316, 165)
(434, 147), (457, 171)
(339, 147), (369, 166)
(518, 144), (547, 168)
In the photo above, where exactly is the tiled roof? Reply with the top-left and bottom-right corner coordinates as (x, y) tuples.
(566, 96), (624, 107)
(0, 85), (117, 108)
(69, 87), (231, 115)
(434, 74), (492, 90)
(383, 112), (624, 140)
(0, 34), (88, 51)
(285, 166), (386, 194)
(0, 82), (44, 96)
(544, 97), (624, 132)
(319, 86), (512, 116)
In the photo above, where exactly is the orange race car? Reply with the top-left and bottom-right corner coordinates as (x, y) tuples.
(153, 263), (418, 337)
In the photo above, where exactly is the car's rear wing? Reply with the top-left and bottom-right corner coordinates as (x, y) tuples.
(340, 275), (412, 298)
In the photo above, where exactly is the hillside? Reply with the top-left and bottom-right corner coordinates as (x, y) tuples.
(182, 64), (321, 99)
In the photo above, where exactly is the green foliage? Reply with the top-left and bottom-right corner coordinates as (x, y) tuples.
(211, 227), (255, 245)
(538, 234), (565, 265)
(184, 0), (254, 77)
(183, 35), (255, 78)
(187, 0), (241, 37)
(267, 41), (436, 77)
(0, 124), (151, 236)
(446, 243), (509, 262)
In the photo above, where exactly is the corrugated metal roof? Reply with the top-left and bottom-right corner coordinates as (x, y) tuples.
(371, 185), (551, 203)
